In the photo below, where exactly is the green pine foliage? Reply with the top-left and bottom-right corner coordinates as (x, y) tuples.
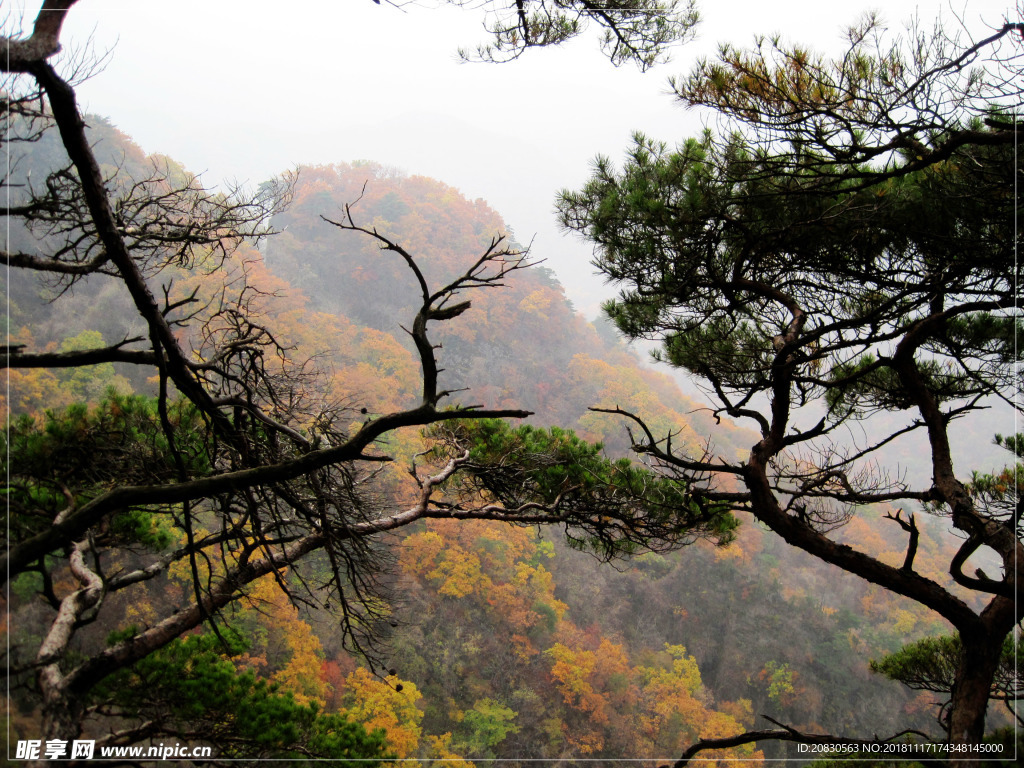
(430, 418), (738, 557)
(5, 393), (210, 549)
(94, 632), (392, 765)
(870, 633), (1021, 705)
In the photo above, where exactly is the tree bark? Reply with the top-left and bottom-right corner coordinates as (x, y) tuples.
(945, 599), (1017, 767)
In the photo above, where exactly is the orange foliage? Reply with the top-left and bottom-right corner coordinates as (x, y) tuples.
(395, 518), (764, 763)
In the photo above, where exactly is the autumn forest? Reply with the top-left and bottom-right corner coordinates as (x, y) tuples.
(3, 1), (1022, 766)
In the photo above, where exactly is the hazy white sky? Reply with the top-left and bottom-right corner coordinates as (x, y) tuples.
(10, 0), (1016, 314)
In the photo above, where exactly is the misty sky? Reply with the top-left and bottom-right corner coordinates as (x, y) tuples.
(10, 0), (1011, 315)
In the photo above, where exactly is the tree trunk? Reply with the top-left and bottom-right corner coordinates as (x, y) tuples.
(947, 631), (1002, 768)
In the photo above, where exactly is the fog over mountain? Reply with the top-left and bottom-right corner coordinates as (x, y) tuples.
(44, 0), (1003, 316)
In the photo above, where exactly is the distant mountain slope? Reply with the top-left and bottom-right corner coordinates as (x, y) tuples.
(8, 122), (985, 762)
(263, 162), (752, 461)
(255, 163), (973, 755)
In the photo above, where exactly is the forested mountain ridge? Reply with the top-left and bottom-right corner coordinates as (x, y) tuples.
(263, 161), (749, 459)
(4, 116), (1009, 763)
(3, 119), (748, 460)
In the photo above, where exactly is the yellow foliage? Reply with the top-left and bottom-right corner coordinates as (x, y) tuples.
(401, 531), (447, 579)
(236, 574), (329, 707)
(566, 728), (605, 754)
(636, 644), (708, 749)
(271, 618), (328, 708)
(122, 601), (158, 631)
(890, 608), (918, 636)
(517, 289), (554, 322)
(166, 527), (215, 585)
(713, 542), (745, 561)
(700, 710), (744, 740)
(425, 733), (476, 768)
(719, 698), (755, 729)
(547, 643), (597, 705)
(344, 667), (423, 759)
(649, 644), (703, 696)
(429, 549), (490, 598)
